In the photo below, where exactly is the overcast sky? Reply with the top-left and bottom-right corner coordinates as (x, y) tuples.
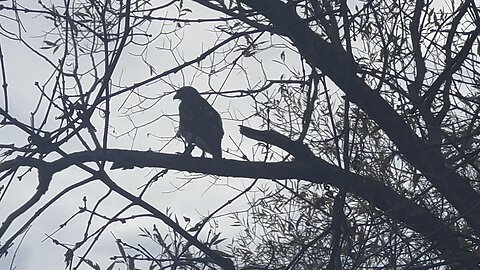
(0, 1), (305, 269)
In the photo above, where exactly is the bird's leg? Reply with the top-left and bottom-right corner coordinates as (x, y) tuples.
(175, 132), (188, 155)
(183, 142), (194, 157)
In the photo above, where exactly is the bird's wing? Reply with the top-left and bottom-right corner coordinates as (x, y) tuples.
(178, 97), (223, 156)
(198, 98), (223, 135)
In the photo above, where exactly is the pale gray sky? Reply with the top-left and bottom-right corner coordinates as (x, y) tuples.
(0, 1), (304, 269)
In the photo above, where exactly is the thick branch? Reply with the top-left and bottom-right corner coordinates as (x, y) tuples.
(0, 158), (234, 270)
(237, 0), (480, 239)
(1, 147), (478, 267)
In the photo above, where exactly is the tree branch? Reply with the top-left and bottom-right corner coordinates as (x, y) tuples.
(1, 144), (478, 267)
(237, 0), (480, 239)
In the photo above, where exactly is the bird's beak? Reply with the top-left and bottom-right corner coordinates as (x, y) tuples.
(173, 92), (179, 100)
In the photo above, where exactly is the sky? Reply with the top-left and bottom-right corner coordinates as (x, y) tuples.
(3, 0), (472, 269)
(0, 1), (302, 269)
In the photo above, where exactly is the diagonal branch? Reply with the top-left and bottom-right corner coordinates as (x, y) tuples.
(237, 0), (480, 238)
(0, 159), (235, 270)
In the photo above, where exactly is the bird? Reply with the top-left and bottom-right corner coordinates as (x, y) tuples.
(173, 86), (223, 159)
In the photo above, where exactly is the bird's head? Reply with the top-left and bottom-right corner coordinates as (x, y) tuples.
(173, 86), (200, 101)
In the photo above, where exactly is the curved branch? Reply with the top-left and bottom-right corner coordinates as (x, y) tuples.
(0, 145), (478, 266)
(0, 156), (235, 269)
(0, 160), (53, 244)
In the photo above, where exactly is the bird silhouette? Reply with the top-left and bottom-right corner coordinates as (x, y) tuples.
(173, 86), (223, 159)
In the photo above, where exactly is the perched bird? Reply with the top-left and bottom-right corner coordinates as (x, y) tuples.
(173, 86), (223, 159)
